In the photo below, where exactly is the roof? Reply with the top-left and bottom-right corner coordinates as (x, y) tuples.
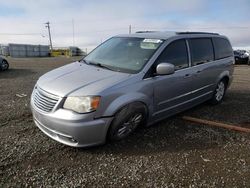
(116, 31), (177, 40)
(116, 31), (221, 40)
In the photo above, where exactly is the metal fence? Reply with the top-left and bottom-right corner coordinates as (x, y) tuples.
(1, 43), (86, 57)
(8, 44), (50, 57)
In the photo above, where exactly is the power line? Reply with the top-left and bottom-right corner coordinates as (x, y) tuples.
(1, 26), (249, 38)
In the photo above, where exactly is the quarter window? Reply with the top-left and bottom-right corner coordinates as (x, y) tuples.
(189, 38), (214, 66)
(213, 38), (233, 59)
(156, 39), (189, 70)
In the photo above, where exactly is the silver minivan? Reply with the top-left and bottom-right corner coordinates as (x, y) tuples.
(31, 31), (234, 147)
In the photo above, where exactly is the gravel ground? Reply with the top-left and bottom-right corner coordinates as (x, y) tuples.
(0, 57), (250, 187)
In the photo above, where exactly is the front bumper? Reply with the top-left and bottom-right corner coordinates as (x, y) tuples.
(31, 103), (113, 147)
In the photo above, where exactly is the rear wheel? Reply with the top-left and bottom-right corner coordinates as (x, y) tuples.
(1, 59), (9, 71)
(108, 103), (147, 141)
(243, 58), (249, 64)
(210, 79), (227, 105)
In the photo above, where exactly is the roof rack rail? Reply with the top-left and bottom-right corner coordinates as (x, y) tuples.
(177, 32), (219, 35)
(136, 31), (158, 33)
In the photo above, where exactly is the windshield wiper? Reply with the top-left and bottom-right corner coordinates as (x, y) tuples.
(79, 59), (88, 64)
(88, 61), (115, 71)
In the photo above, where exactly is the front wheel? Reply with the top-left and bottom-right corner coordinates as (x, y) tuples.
(210, 80), (227, 105)
(108, 103), (147, 141)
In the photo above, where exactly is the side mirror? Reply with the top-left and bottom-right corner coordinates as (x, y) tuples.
(156, 63), (175, 75)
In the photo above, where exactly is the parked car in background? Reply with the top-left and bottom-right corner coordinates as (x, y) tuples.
(234, 50), (249, 64)
(0, 56), (9, 71)
(31, 31), (234, 147)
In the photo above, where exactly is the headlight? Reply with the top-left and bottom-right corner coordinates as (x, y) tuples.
(63, 96), (100, 113)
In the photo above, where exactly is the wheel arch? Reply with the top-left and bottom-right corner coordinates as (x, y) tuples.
(216, 71), (230, 88)
(101, 93), (151, 118)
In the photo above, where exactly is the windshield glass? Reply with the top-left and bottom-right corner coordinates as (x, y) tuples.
(84, 37), (163, 73)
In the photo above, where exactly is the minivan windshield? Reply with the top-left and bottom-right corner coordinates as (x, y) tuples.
(84, 37), (163, 73)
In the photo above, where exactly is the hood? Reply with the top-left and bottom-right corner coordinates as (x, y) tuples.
(37, 62), (131, 97)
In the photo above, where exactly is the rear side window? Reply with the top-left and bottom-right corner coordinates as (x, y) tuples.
(156, 39), (188, 70)
(213, 38), (233, 59)
(189, 38), (214, 66)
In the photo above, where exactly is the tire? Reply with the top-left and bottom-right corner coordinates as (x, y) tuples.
(243, 58), (249, 64)
(1, 59), (9, 71)
(210, 79), (227, 105)
(108, 102), (147, 141)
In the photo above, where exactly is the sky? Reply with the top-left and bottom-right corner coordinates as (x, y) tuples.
(0, 0), (250, 51)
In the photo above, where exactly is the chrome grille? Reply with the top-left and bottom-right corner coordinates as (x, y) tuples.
(33, 87), (60, 112)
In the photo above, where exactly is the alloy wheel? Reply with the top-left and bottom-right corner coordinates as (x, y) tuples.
(215, 81), (225, 101)
(116, 113), (143, 138)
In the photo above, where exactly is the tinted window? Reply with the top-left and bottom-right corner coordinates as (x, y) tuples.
(156, 40), (188, 70)
(213, 38), (233, 59)
(189, 38), (214, 66)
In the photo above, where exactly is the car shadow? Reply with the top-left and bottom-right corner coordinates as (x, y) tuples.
(74, 115), (238, 156)
(73, 91), (249, 156)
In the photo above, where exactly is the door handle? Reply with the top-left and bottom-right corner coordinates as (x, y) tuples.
(196, 70), (202, 74)
(184, 73), (192, 78)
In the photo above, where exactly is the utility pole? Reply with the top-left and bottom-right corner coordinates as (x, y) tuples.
(45, 22), (53, 50)
(129, 25), (132, 34)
